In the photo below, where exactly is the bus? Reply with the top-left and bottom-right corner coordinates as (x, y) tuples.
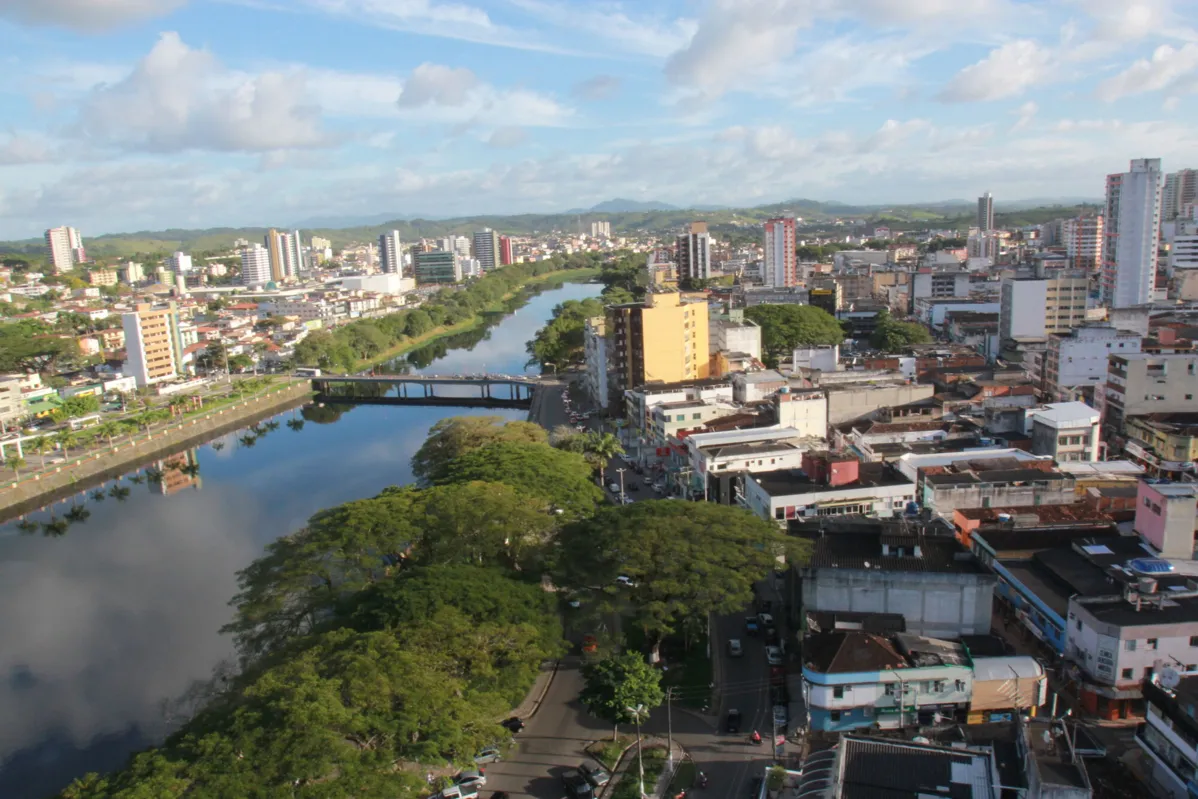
(294, 368), (323, 377)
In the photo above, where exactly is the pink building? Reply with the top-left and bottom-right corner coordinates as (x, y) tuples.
(1135, 480), (1198, 559)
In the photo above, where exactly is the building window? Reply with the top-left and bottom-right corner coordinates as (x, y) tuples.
(833, 687), (844, 699)
(1126, 640), (1137, 651)
(1189, 636), (1198, 647)
(884, 684), (896, 696)
(829, 710), (841, 722)
(1122, 668), (1134, 679)
(1146, 666), (1155, 679)
(1148, 638), (1159, 650)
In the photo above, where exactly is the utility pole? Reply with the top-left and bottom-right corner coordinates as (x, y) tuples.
(626, 704), (646, 798)
(617, 466), (626, 504)
(666, 688), (674, 765)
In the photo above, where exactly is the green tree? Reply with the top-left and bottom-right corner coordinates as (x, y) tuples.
(404, 309), (434, 337)
(50, 393), (101, 422)
(0, 324), (80, 372)
(437, 441), (605, 519)
(552, 430), (624, 480)
(580, 651), (664, 740)
(869, 310), (933, 352)
(411, 415), (548, 483)
(54, 429), (78, 459)
(7, 456), (26, 478)
(525, 297), (606, 370)
(558, 502), (801, 647)
(410, 481), (558, 569)
(743, 304), (844, 365)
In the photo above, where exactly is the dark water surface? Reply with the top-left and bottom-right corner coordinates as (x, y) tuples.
(0, 280), (599, 798)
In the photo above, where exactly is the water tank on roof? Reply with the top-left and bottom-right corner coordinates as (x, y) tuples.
(1129, 558), (1175, 575)
(779, 386), (790, 394)
(997, 513), (1013, 523)
(1139, 577), (1158, 594)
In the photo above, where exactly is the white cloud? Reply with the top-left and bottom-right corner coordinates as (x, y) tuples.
(938, 40), (1053, 102)
(398, 63), (480, 107)
(506, 0), (697, 57)
(573, 75), (622, 101)
(488, 126), (528, 148)
(0, 133), (57, 165)
(1011, 101), (1038, 131)
(664, 0), (812, 97)
(0, 0), (184, 31)
(395, 63), (573, 128)
(76, 32), (333, 152)
(1097, 43), (1198, 100)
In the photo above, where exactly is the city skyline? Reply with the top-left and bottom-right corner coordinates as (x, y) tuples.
(1, 1), (1197, 239)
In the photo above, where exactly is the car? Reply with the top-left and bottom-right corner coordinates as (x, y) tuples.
(727, 638), (743, 657)
(499, 716), (524, 733)
(608, 482), (620, 493)
(567, 595), (582, 608)
(725, 708), (742, 734)
(582, 762), (611, 787)
(748, 777), (763, 798)
(616, 575), (637, 587)
(744, 617), (760, 636)
(619, 496), (634, 505)
(562, 768), (595, 798)
(643, 475), (653, 484)
(437, 786), (479, 799)
(473, 746), (502, 765)
(765, 646), (784, 666)
(456, 769), (487, 789)
(582, 634), (599, 654)
(773, 705), (788, 728)
(758, 612), (774, 627)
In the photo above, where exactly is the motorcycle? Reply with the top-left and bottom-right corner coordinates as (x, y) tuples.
(697, 772), (709, 789)
(750, 731), (762, 745)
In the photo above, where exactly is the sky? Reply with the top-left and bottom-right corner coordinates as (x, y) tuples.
(0, 0), (1197, 239)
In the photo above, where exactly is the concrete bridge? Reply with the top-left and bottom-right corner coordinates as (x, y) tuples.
(311, 373), (541, 407)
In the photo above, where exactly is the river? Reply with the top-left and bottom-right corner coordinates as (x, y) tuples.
(0, 279), (599, 798)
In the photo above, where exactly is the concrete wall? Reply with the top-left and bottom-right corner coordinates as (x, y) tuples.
(826, 384), (936, 425)
(798, 567), (996, 638)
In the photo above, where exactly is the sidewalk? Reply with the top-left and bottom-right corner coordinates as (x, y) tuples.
(601, 736), (685, 799)
(510, 660), (559, 721)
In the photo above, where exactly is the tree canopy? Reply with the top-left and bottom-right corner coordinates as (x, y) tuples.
(525, 297), (606, 371)
(411, 415), (548, 483)
(436, 441), (604, 518)
(743, 304), (844, 365)
(557, 502), (799, 644)
(580, 652), (663, 739)
(869, 310), (933, 352)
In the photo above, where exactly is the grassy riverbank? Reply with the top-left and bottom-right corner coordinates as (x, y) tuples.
(354, 266), (600, 373)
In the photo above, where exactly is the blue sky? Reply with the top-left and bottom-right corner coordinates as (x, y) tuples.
(0, 0), (1196, 238)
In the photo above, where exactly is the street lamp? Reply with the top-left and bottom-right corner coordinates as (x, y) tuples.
(616, 466), (627, 504)
(625, 704), (647, 798)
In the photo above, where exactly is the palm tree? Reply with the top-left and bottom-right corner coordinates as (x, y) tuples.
(286, 419), (304, 431)
(31, 436), (52, 460)
(108, 484), (131, 501)
(582, 431), (624, 478)
(42, 516), (69, 537)
(128, 473), (146, 485)
(65, 504), (90, 523)
(90, 489), (106, 502)
(95, 421), (121, 446)
(7, 456), (26, 479)
(54, 430), (77, 459)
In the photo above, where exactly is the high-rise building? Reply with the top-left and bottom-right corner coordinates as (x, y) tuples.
(265, 229), (286, 283)
(763, 217), (796, 287)
(288, 230), (304, 277)
(499, 235), (514, 266)
(1061, 215), (1104, 272)
(453, 236), (472, 258)
(605, 291), (710, 408)
(169, 252), (193, 274)
(122, 302), (183, 388)
(241, 243), (272, 286)
(44, 226), (83, 273)
(591, 220), (611, 238)
(1000, 276), (1090, 340)
(1163, 169), (1197, 222)
(1102, 158), (1162, 309)
(473, 229), (501, 272)
(123, 262), (145, 284)
(977, 192), (994, 232)
(414, 250), (462, 285)
(378, 230), (403, 275)
(676, 222), (711, 282)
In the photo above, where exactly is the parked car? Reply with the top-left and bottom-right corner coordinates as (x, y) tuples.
(616, 575), (637, 587)
(758, 612), (774, 627)
(474, 746), (502, 765)
(582, 634), (599, 654)
(456, 769), (487, 790)
(500, 716), (524, 733)
(765, 646), (784, 666)
(437, 785), (479, 799)
(582, 762), (611, 787)
(725, 708), (742, 734)
(608, 482), (620, 493)
(562, 768), (595, 798)
(727, 638), (743, 657)
(744, 617), (760, 636)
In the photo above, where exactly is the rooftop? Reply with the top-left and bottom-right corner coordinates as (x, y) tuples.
(803, 631), (908, 674)
(794, 520), (987, 575)
(1028, 401), (1100, 427)
(753, 462), (914, 497)
(837, 735), (995, 799)
(956, 503), (1115, 527)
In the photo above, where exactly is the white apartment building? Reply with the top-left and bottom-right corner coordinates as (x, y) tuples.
(743, 458), (916, 523)
(775, 389), (828, 439)
(686, 425), (813, 480)
(378, 230), (403, 276)
(676, 222), (712, 281)
(1062, 215), (1104, 271)
(792, 345), (839, 373)
(763, 217), (797, 287)
(169, 252), (193, 274)
(1163, 169), (1197, 222)
(1103, 158), (1163, 309)
(259, 297), (341, 323)
(582, 316), (608, 409)
(1169, 208), (1198, 302)
(709, 310), (761, 360)
(1026, 401), (1101, 462)
(1138, 671), (1198, 799)
(45, 226), (83, 273)
(1000, 277), (1090, 340)
(241, 244), (272, 286)
(1104, 352), (1198, 431)
(1044, 325), (1142, 402)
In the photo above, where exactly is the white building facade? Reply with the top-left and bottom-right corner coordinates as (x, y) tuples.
(1103, 158), (1163, 309)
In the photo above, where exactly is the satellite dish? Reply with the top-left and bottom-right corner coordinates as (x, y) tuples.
(1161, 666), (1182, 690)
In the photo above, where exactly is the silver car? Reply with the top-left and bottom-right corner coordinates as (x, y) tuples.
(727, 638), (744, 657)
(765, 646), (784, 666)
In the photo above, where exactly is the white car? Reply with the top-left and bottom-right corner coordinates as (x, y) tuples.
(765, 646), (784, 666)
(758, 613), (775, 627)
(616, 575), (638, 587)
(608, 482), (621, 493)
(727, 638), (743, 657)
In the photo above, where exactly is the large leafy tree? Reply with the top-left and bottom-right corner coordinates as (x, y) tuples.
(870, 310), (933, 352)
(553, 430), (624, 480)
(412, 415), (549, 483)
(223, 487), (420, 659)
(437, 441), (605, 518)
(580, 652), (664, 740)
(558, 502), (802, 646)
(525, 297), (607, 371)
(743, 304), (844, 365)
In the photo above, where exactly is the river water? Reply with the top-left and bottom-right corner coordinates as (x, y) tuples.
(0, 279), (599, 798)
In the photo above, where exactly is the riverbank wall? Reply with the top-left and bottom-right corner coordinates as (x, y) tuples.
(0, 381), (312, 519)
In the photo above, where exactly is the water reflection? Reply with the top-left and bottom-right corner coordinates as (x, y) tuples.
(0, 279), (599, 798)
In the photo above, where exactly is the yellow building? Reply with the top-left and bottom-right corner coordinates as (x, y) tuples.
(1044, 276), (1091, 334)
(87, 268), (118, 287)
(606, 291), (709, 406)
(121, 302), (183, 388)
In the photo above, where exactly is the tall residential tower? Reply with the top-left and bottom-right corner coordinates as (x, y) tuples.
(44, 226), (83, 273)
(763, 217), (797, 287)
(977, 192), (994, 232)
(378, 230), (403, 275)
(473, 229), (500, 272)
(1102, 158), (1163, 309)
(676, 222), (712, 282)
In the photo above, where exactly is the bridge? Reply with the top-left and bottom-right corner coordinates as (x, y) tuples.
(310, 373), (541, 408)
